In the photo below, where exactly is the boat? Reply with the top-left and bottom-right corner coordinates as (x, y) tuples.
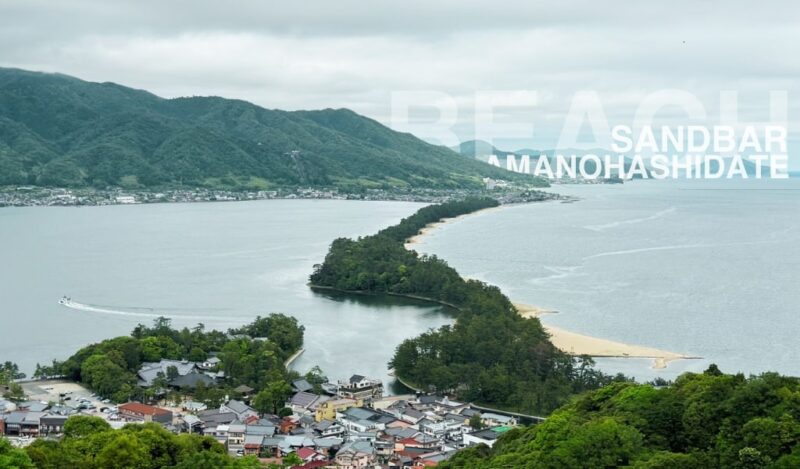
(58, 296), (70, 305)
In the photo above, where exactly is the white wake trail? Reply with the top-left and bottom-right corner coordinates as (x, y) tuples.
(59, 299), (239, 321)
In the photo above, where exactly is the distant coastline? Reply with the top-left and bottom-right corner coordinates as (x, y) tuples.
(0, 186), (555, 208)
(406, 204), (698, 369)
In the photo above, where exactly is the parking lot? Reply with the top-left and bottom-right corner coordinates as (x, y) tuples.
(20, 379), (118, 417)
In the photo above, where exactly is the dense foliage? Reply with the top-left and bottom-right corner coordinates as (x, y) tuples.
(0, 67), (544, 190)
(21, 416), (260, 469)
(377, 197), (499, 242)
(1, 361), (26, 401)
(441, 365), (800, 468)
(310, 198), (620, 414)
(37, 315), (303, 404)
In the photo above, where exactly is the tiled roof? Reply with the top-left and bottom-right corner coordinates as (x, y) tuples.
(223, 399), (254, 415)
(137, 359), (197, 386)
(119, 402), (171, 416)
(291, 391), (321, 408)
(296, 447), (317, 459)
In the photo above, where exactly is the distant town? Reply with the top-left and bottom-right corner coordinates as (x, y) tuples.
(0, 181), (571, 208)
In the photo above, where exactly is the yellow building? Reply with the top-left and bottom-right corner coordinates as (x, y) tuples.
(315, 397), (362, 422)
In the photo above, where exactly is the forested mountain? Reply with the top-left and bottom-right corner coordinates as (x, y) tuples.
(442, 366), (800, 468)
(0, 68), (542, 190)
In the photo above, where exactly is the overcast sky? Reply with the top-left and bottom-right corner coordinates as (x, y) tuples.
(1, 0), (798, 162)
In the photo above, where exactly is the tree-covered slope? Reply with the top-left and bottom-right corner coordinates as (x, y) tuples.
(0, 68), (543, 190)
(442, 366), (800, 468)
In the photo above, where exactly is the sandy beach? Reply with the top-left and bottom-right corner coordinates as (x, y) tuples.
(407, 209), (696, 370)
(514, 302), (690, 368)
(404, 206), (504, 249)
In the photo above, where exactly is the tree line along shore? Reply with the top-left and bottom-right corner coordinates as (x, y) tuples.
(309, 196), (626, 415)
(308, 196), (800, 467)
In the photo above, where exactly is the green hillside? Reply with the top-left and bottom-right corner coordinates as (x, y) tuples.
(442, 366), (800, 468)
(0, 68), (543, 190)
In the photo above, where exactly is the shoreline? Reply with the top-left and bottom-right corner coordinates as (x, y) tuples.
(404, 205), (506, 249)
(407, 206), (698, 370)
(284, 347), (306, 369)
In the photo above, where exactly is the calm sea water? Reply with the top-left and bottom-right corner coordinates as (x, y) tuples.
(415, 178), (800, 380)
(3, 181), (798, 386)
(0, 199), (452, 388)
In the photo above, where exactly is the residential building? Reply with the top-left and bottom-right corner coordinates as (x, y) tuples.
(220, 400), (257, 421)
(462, 426), (511, 448)
(289, 391), (329, 414)
(3, 411), (44, 436)
(334, 440), (376, 468)
(315, 397), (361, 422)
(480, 412), (517, 427)
(118, 402), (173, 424)
(39, 414), (69, 435)
(313, 419), (345, 438)
(226, 423), (246, 452)
(243, 434), (264, 456)
(337, 375), (383, 401)
(292, 379), (314, 393)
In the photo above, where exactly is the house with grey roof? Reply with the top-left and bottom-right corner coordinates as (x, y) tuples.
(260, 435), (288, 457)
(197, 356), (221, 371)
(292, 378), (314, 393)
(182, 400), (208, 412)
(445, 412), (468, 424)
(339, 406), (395, 433)
(227, 423), (247, 452)
(334, 440), (376, 467)
(243, 433), (265, 456)
(289, 391), (327, 413)
(384, 427), (419, 440)
(313, 419), (345, 437)
(297, 414), (315, 428)
(419, 416), (465, 440)
(312, 436), (343, 451)
(182, 414), (203, 433)
(220, 399), (257, 421)
(2, 411), (26, 435)
(39, 414), (69, 435)
(415, 450), (457, 466)
(480, 412), (516, 427)
(197, 409), (237, 428)
(245, 424), (276, 437)
(399, 407), (424, 424)
(462, 426), (510, 448)
(0, 399), (15, 413)
(169, 370), (216, 390)
(18, 401), (49, 412)
(3, 411), (45, 436)
(137, 359), (197, 387)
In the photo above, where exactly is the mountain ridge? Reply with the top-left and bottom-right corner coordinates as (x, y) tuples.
(0, 68), (544, 190)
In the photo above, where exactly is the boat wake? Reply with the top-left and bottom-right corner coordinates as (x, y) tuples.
(58, 298), (241, 322)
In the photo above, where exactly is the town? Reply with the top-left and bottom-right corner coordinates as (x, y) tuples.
(2, 357), (526, 468)
(0, 183), (563, 209)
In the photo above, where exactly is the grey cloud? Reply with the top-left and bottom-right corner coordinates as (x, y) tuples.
(0, 0), (798, 155)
